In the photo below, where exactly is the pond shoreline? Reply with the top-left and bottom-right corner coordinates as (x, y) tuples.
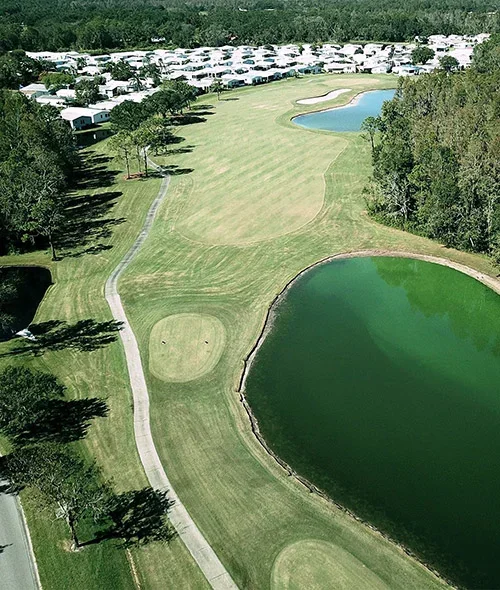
(237, 248), (500, 589)
(291, 88), (396, 125)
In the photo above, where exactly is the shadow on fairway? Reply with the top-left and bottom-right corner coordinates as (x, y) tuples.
(191, 104), (214, 110)
(73, 153), (120, 190)
(81, 487), (176, 548)
(0, 319), (123, 357)
(16, 398), (109, 444)
(160, 164), (194, 176)
(57, 151), (125, 259)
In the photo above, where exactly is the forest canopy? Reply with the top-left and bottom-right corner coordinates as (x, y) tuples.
(0, 0), (499, 52)
(367, 34), (500, 262)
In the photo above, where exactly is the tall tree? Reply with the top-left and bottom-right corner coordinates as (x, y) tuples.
(109, 131), (134, 178)
(210, 79), (224, 100)
(110, 100), (148, 131)
(411, 46), (435, 65)
(360, 116), (380, 153)
(1, 443), (111, 549)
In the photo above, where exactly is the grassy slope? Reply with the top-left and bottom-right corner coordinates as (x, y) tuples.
(0, 142), (207, 589)
(118, 74), (497, 588)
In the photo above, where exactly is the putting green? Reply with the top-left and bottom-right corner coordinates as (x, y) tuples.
(149, 313), (226, 382)
(271, 540), (389, 590)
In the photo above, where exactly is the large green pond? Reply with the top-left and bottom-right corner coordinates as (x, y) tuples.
(245, 257), (500, 588)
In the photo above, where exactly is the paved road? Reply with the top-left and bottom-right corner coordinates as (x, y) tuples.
(105, 168), (238, 590)
(0, 482), (40, 590)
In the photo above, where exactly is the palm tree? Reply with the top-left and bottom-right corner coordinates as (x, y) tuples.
(211, 79), (224, 100)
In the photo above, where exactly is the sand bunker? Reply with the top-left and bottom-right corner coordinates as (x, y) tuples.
(297, 88), (351, 105)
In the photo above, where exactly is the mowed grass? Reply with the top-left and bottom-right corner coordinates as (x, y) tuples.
(0, 74), (495, 589)
(0, 142), (207, 589)
(149, 313), (226, 382)
(163, 89), (351, 245)
(118, 74), (497, 588)
(271, 539), (389, 590)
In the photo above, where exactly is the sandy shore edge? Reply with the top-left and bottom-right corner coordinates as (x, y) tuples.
(237, 248), (500, 588)
(297, 88), (351, 105)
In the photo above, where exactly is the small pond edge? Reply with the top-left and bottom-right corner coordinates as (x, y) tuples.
(291, 88), (397, 126)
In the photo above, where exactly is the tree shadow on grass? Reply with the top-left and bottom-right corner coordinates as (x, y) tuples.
(0, 319), (123, 357)
(72, 153), (121, 191)
(56, 150), (126, 258)
(16, 398), (109, 444)
(166, 145), (194, 155)
(82, 488), (176, 548)
(160, 164), (193, 176)
(57, 190), (125, 258)
(191, 104), (214, 111)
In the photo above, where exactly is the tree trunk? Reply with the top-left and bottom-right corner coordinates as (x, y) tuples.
(67, 513), (80, 551)
(49, 233), (57, 261)
(143, 151), (148, 177)
(125, 153), (131, 179)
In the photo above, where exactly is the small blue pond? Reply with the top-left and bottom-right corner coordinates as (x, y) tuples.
(293, 89), (396, 132)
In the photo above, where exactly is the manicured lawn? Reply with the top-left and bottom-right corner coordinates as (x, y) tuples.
(1, 74), (496, 589)
(118, 74), (495, 588)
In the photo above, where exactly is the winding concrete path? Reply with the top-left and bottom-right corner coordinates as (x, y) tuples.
(0, 480), (40, 590)
(105, 167), (238, 590)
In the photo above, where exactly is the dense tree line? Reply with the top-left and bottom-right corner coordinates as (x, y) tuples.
(366, 34), (500, 261)
(0, 0), (499, 53)
(0, 91), (78, 258)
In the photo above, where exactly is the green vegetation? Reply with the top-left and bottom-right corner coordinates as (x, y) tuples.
(0, 136), (205, 588)
(0, 50), (48, 88)
(2, 73), (499, 588)
(0, 91), (77, 258)
(411, 46), (435, 65)
(368, 39), (500, 262)
(1, 0), (499, 52)
(74, 78), (101, 106)
(117, 74), (495, 589)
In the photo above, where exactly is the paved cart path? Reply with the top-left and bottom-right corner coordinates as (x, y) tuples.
(105, 168), (238, 590)
(0, 480), (40, 590)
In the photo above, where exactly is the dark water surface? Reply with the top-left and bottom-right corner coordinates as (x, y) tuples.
(293, 89), (396, 132)
(0, 267), (52, 340)
(245, 257), (500, 588)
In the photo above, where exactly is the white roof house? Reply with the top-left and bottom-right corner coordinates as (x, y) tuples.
(61, 108), (93, 130)
(61, 107), (110, 129)
(19, 83), (49, 98)
(35, 96), (66, 107)
(56, 88), (76, 99)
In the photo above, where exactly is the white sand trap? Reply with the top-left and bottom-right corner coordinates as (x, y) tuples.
(297, 88), (351, 105)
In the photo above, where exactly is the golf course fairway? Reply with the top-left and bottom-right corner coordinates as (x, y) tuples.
(2, 74), (499, 589)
